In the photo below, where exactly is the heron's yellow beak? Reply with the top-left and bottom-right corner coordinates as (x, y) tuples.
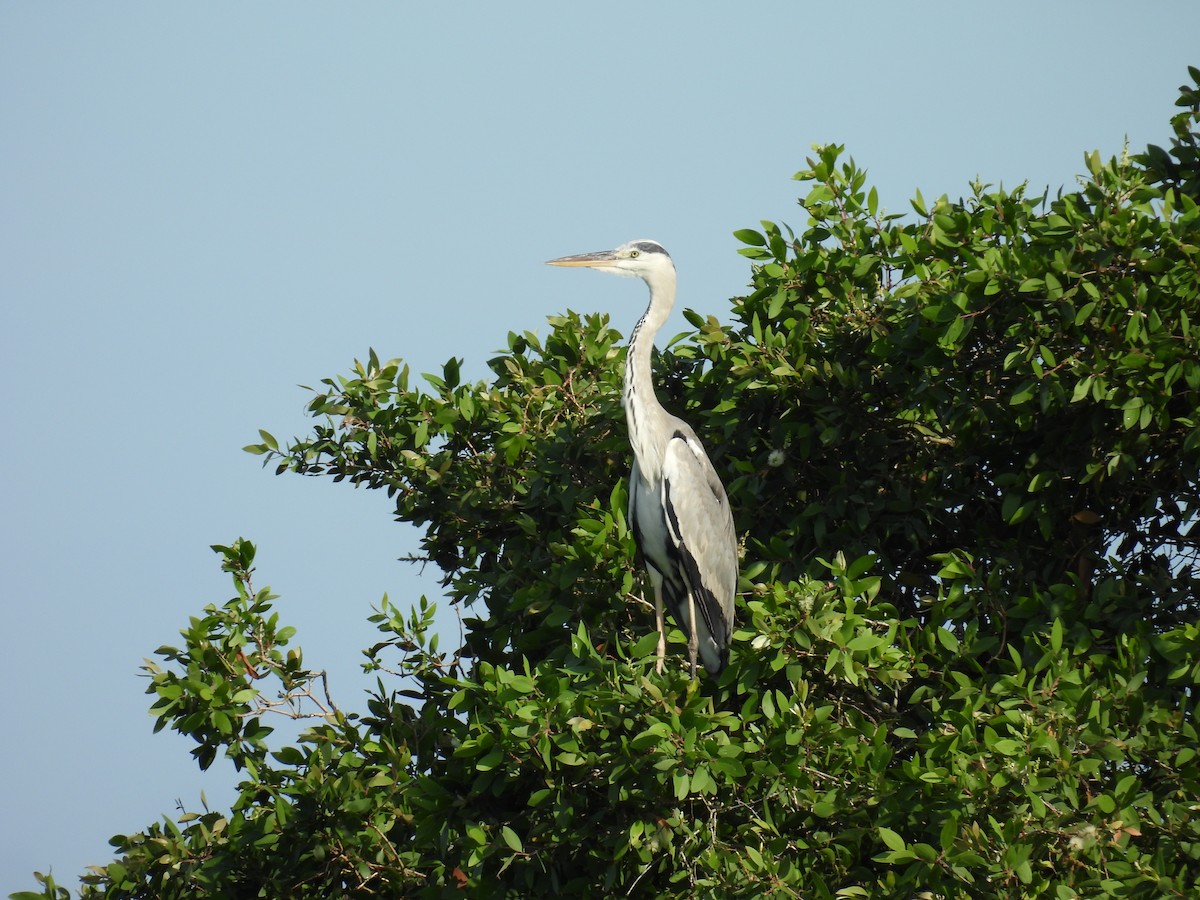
(545, 250), (620, 268)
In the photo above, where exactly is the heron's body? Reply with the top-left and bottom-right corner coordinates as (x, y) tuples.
(547, 240), (737, 677)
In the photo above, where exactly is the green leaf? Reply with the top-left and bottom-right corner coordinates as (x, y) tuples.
(734, 228), (767, 246)
(673, 771), (691, 800)
(935, 627), (960, 653)
(631, 630), (661, 659)
(878, 826), (906, 853)
(992, 739), (1023, 756)
(767, 289), (789, 320)
(500, 825), (523, 853)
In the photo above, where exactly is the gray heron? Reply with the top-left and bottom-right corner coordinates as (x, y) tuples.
(547, 240), (737, 677)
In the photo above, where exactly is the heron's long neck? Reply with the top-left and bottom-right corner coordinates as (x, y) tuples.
(624, 270), (676, 469)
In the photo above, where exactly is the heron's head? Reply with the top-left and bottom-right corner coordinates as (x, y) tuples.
(546, 239), (674, 281)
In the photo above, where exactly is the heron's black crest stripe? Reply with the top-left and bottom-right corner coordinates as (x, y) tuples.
(632, 240), (670, 258)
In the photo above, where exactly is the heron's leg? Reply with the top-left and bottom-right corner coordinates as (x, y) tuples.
(687, 591), (698, 678)
(654, 583), (665, 674)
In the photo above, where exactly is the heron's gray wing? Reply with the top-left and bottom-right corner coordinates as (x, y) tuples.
(660, 429), (738, 672)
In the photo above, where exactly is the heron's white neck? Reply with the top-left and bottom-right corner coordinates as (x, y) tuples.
(624, 266), (676, 469)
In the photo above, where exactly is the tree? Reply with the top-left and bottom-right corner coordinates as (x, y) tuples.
(16, 70), (1200, 899)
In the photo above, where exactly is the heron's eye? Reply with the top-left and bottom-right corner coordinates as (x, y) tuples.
(629, 250), (640, 258)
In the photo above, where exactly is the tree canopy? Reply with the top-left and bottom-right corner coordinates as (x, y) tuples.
(16, 70), (1200, 899)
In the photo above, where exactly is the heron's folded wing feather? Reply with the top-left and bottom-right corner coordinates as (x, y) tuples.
(660, 432), (737, 650)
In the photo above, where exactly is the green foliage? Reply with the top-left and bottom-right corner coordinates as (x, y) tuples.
(247, 314), (638, 672)
(18, 71), (1200, 898)
(1139, 64), (1200, 203)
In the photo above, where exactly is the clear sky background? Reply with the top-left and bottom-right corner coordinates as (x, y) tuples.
(2, 3), (1196, 892)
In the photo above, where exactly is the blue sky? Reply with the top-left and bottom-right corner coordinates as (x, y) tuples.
(2, 3), (1197, 892)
